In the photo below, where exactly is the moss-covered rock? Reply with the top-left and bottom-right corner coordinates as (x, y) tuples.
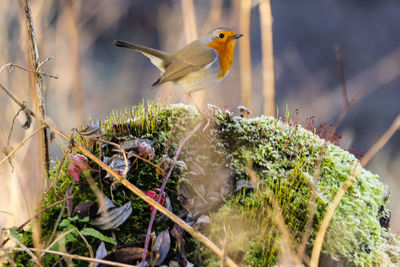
(10, 103), (399, 266)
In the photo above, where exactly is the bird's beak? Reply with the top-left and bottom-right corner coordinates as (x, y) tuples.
(231, 33), (243, 39)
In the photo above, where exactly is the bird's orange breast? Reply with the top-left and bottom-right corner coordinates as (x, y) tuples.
(207, 39), (236, 79)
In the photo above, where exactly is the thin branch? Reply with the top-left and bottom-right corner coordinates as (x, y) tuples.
(200, 0), (223, 35)
(2, 197), (71, 247)
(124, 151), (164, 175)
(361, 114), (400, 167)
(0, 236), (17, 267)
(247, 165), (301, 265)
(259, 0), (275, 116)
(310, 163), (362, 267)
(22, 0), (50, 179)
(333, 88), (365, 130)
(43, 228), (93, 262)
(239, 0), (253, 108)
(0, 81), (237, 266)
(0, 82), (31, 111)
(9, 247), (135, 267)
(8, 235), (41, 266)
(41, 148), (72, 203)
(0, 126), (45, 167)
(0, 62), (58, 80)
(141, 120), (203, 266)
(297, 147), (327, 263)
(335, 45), (349, 106)
(92, 139), (129, 177)
(45, 202), (66, 248)
(7, 108), (24, 145)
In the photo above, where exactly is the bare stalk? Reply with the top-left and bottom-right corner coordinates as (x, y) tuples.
(310, 163), (362, 267)
(239, 0), (252, 108)
(64, 0), (85, 125)
(141, 120), (203, 266)
(0, 125), (45, 167)
(361, 114), (400, 167)
(180, 0), (206, 108)
(9, 247), (135, 267)
(22, 0), (50, 179)
(259, 0), (275, 116)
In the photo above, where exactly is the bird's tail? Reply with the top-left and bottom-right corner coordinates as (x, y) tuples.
(113, 40), (170, 72)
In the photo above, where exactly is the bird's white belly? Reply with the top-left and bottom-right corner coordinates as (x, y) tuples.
(175, 61), (223, 94)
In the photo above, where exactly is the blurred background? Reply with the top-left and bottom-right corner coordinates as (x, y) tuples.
(0, 0), (399, 233)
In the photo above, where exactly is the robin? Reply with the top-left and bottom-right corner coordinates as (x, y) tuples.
(113, 27), (243, 95)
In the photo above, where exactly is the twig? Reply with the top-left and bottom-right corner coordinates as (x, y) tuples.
(297, 147), (327, 262)
(64, 0), (85, 125)
(141, 120), (203, 266)
(180, 0), (198, 43)
(41, 148), (72, 203)
(22, 0), (50, 180)
(123, 151), (164, 175)
(44, 229), (75, 256)
(1, 197), (71, 247)
(332, 88), (365, 130)
(0, 235), (17, 267)
(9, 247), (135, 267)
(239, 0), (252, 108)
(335, 45), (349, 106)
(0, 82), (32, 111)
(7, 108), (24, 145)
(200, 0), (223, 35)
(43, 228), (94, 263)
(361, 114), (400, 167)
(310, 163), (362, 267)
(8, 234), (41, 266)
(299, 169), (328, 206)
(0, 81), (238, 267)
(0, 126), (45, 167)
(247, 165), (301, 265)
(92, 139), (129, 176)
(0, 62), (58, 79)
(45, 201), (66, 248)
(259, 0), (275, 116)
(220, 237), (228, 267)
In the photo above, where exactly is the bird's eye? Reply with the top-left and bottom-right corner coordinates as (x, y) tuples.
(218, 33), (225, 38)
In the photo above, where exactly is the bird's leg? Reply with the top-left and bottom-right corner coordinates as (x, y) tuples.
(186, 92), (204, 116)
(186, 92), (213, 132)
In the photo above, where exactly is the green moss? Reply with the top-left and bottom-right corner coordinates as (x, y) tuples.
(9, 103), (399, 266)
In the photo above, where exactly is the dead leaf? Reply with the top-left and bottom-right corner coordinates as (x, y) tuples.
(98, 246), (148, 267)
(152, 229), (170, 265)
(78, 121), (103, 139)
(91, 201), (132, 230)
(68, 154), (97, 182)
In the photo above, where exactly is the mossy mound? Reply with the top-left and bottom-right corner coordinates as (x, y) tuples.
(10, 103), (399, 266)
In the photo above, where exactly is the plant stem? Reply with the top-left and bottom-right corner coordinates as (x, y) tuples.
(141, 120), (203, 266)
(22, 0), (50, 179)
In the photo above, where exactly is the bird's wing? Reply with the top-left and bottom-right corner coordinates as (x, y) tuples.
(156, 40), (218, 85)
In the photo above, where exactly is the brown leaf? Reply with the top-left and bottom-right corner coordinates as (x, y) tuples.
(77, 121), (102, 139)
(98, 247), (148, 266)
(171, 224), (189, 266)
(22, 109), (32, 129)
(152, 229), (170, 265)
(74, 201), (99, 219)
(91, 201), (132, 230)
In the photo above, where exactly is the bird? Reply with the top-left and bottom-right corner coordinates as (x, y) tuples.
(113, 27), (243, 95)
